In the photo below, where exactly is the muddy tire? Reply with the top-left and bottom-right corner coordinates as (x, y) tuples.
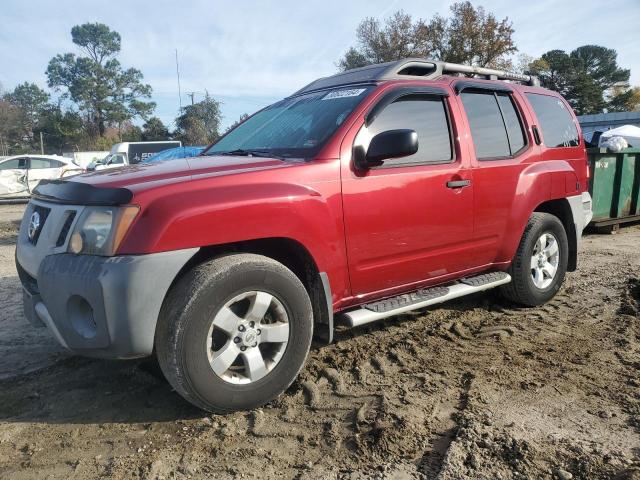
(500, 212), (568, 307)
(155, 253), (313, 413)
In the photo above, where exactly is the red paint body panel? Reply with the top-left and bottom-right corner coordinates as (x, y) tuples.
(70, 77), (587, 313)
(339, 83), (477, 297)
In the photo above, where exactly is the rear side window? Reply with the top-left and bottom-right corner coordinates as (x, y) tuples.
(364, 94), (453, 166)
(461, 91), (526, 160)
(497, 95), (526, 154)
(29, 158), (63, 169)
(525, 93), (579, 148)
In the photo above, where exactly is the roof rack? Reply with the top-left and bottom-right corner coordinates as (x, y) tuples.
(293, 58), (540, 96)
(439, 61), (540, 86)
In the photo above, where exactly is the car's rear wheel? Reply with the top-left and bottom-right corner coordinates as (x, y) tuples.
(155, 253), (313, 413)
(500, 212), (568, 306)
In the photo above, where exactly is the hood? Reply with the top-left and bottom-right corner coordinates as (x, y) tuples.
(32, 155), (292, 206)
(70, 155), (291, 190)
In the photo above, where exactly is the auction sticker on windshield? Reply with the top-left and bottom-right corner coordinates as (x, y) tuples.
(322, 88), (367, 100)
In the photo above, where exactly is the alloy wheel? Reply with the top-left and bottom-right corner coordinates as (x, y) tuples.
(530, 232), (559, 289)
(206, 290), (290, 384)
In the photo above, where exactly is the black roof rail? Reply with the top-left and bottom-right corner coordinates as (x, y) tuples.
(293, 58), (540, 96)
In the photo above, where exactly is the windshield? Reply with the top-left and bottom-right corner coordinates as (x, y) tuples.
(203, 86), (373, 159)
(89, 156), (106, 167)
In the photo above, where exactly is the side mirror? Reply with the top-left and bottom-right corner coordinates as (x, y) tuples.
(354, 129), (418, 169)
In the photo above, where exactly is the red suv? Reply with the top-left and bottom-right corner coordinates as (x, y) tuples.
(16, 59), (593, 412)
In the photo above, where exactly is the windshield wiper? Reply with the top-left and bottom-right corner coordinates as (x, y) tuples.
(217, 149), (286, 160)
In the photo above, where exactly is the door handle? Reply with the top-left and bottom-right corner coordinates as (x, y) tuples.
(446, 179), (471, 189)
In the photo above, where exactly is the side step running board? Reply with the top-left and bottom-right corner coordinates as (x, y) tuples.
(342, 271), (511, 327)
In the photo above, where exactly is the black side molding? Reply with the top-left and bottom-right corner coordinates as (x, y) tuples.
(32, 179), (133, 206)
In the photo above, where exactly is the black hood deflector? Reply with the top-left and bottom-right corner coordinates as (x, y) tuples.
(32, 179), (133, 206)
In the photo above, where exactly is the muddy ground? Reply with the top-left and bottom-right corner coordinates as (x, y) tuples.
(0, 203), (638, 479)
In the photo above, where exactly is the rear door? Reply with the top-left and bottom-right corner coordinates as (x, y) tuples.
(456, 83), (535, 266)
(27, 157), (65, 190)
(341, 86), (476, 297)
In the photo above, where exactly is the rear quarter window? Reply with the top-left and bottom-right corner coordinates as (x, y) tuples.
(29, 158), (59, 169)
(525, 93), (579, 148)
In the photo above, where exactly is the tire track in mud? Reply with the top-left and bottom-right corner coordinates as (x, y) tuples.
(2, 223), (640, 479)
(239, 317), (486, 477)
(612, 278), (640, 436)
(419, 371), (475, 478)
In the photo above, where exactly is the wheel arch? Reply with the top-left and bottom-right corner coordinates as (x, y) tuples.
(165, 237), (334, 344)
(533, 198), (577, 271)
(497, 161), (579, 269)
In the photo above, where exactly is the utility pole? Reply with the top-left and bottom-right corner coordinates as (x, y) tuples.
(187, 92), (195, 105)
(40, 132), (44, 155)
(175, 49), (183, 111)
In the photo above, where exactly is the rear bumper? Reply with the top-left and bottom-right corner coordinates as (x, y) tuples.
(18, 249), (197, 359)
(568, 191), (593, 244)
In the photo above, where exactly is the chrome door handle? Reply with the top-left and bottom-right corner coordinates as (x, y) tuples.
(446, 179), (471, 188)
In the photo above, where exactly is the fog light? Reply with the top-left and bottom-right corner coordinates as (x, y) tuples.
(69, 232), (83, 254)
(67, 295), (96, 339)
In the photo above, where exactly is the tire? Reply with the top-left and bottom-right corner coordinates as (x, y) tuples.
(500, 212), (569, 307)
(155, 253), (313, 413)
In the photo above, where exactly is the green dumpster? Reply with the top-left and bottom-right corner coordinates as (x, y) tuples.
(588, 147), (640, 228)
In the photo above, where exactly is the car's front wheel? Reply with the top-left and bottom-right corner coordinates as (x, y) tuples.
(500, 212), (569, 306)
(155, 253), (313, 413)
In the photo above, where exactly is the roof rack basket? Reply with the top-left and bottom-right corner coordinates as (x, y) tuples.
(441, 61), (539, 86)
(386, 58), (540, 86)
(293, 58), (540, 96)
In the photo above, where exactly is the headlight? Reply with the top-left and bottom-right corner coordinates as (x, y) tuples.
(68, 206), (139, 256)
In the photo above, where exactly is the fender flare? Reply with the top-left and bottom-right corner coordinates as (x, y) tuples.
(496, 160), (578, 264)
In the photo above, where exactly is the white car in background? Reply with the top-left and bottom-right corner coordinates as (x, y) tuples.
(0, 154), (84, 199)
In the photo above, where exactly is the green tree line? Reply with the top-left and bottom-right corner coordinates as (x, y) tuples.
(2, 6), (638, 155)
(337, 2), (639, 115)
(0, 23), (223, 155)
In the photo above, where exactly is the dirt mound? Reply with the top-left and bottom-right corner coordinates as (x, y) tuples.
(437, 412), (532, 480)
(0, 206), (639, 479)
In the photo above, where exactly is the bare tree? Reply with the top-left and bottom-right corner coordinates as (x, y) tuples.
(337, 2), (517, 71)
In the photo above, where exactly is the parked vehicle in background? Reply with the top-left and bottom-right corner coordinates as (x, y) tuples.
(0, 155), (83, 198)
(16, 59), (593, 413)
(142, 146), (205, 163)
(62, 151), (109, 169)
(86, 141), (181, 171)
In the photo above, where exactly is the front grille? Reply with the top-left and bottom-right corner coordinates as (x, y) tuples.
(29, 205), (51, 245)
(56, 211), (76, 247)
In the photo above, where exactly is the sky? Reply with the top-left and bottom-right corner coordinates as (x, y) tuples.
(1, 0), (639, 131)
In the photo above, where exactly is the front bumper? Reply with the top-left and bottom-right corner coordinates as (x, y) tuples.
(17, 249), (197, 359)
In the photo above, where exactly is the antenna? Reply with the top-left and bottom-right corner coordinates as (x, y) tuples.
(175, 49), (182, 111)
